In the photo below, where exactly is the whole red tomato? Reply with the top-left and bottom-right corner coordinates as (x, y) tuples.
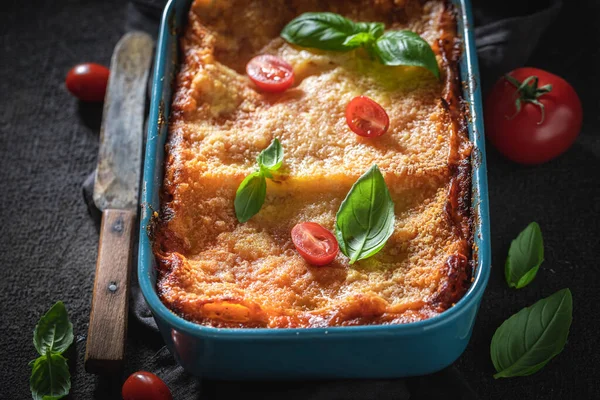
(65, 62), (110, 102)
(122, 371), (172, 400)
(484, 67), (582, 165)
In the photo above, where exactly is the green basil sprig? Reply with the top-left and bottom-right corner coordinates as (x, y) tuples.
(372, 31), (440, 78)
(235, 139), (284, 223)
(30, 301), (73, 400)
(234, 172), (267, 223)
(335, 165), (395, 264)
(491, 288), (572, 378)
(257, 137), (284, 178)
(30, 353), (71, 400)
(505, 222), (544, 289)
(281, 12), (439, 79)
(281, 12), (373, 51)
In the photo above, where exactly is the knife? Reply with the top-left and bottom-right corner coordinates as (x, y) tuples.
(84, 31), (153, 375)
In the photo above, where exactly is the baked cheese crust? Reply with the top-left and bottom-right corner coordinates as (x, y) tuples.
(153, 0), (473, 328)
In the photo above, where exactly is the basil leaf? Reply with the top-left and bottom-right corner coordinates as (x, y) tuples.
(343, 32), (375, 49)
(505, 222), (544, 289)
(373, 30), (440, 78)
(281, 12), (363, 51)
(236, 140), (285, 223)
(357, 22), (385, 39)
(335, 165), (395, 264)
(257, 138), (284, 174)
(491, 288), (573, 379)
(33, 301), (73, 356)
(281, 12), (438, 76)
(234, 172), (267, 223)
(30, 353), (71, 400)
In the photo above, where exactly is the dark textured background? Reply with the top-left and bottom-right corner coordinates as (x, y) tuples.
(1, 0), (599, 399)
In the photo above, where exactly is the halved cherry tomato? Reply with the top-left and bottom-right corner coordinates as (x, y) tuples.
(246, 54), (294, 93)
(484, 67), (582, 165)
(291, 222), (339, 266)
(122, 371), (172, 400)
(345, 96), (390, 138)
(65, 62), (110, 102)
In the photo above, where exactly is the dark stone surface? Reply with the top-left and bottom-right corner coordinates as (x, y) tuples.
(1, 0), (598, 399)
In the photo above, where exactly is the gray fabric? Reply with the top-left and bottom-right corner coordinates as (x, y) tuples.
(79, 0), (563, 398)
(474, 0), (562, 94)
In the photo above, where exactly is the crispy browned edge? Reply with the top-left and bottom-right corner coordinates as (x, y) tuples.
(147, 0), (475, 327)
(433, 1), (474, 309)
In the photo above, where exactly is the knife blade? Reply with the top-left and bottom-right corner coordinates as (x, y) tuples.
(85, 31), (153, 375)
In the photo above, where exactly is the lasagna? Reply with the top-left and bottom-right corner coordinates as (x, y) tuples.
(153, 0), (473, 328)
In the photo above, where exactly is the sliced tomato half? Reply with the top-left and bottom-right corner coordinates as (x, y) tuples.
(291, 222), (339, 266)
(345, 95), (390, 138)
(246, 54), (294, 93)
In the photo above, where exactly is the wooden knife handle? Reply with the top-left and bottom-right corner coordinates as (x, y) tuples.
(85, 208), (136, 374)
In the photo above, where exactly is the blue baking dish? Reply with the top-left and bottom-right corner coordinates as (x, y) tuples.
(138, 0), (491, 380)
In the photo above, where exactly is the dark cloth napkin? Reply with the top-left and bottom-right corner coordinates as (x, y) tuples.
(82, 0), (562, 398)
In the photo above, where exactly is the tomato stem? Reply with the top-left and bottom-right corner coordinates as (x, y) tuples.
(505, 74), (553, 124)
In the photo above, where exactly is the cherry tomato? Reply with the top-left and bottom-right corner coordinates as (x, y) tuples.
(246, 54), (294, 93)
(65, 62), (110, 102)
(122, 371), (172, 400)
(291, 222), (339, 266)
(345, 96), (390, 138)
(484, 67), (582, 165)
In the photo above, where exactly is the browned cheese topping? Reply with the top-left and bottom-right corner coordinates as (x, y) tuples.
(153, 0), (473, 328)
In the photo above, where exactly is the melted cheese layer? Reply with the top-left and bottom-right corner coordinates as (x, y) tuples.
(155, 0), (473, 328)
